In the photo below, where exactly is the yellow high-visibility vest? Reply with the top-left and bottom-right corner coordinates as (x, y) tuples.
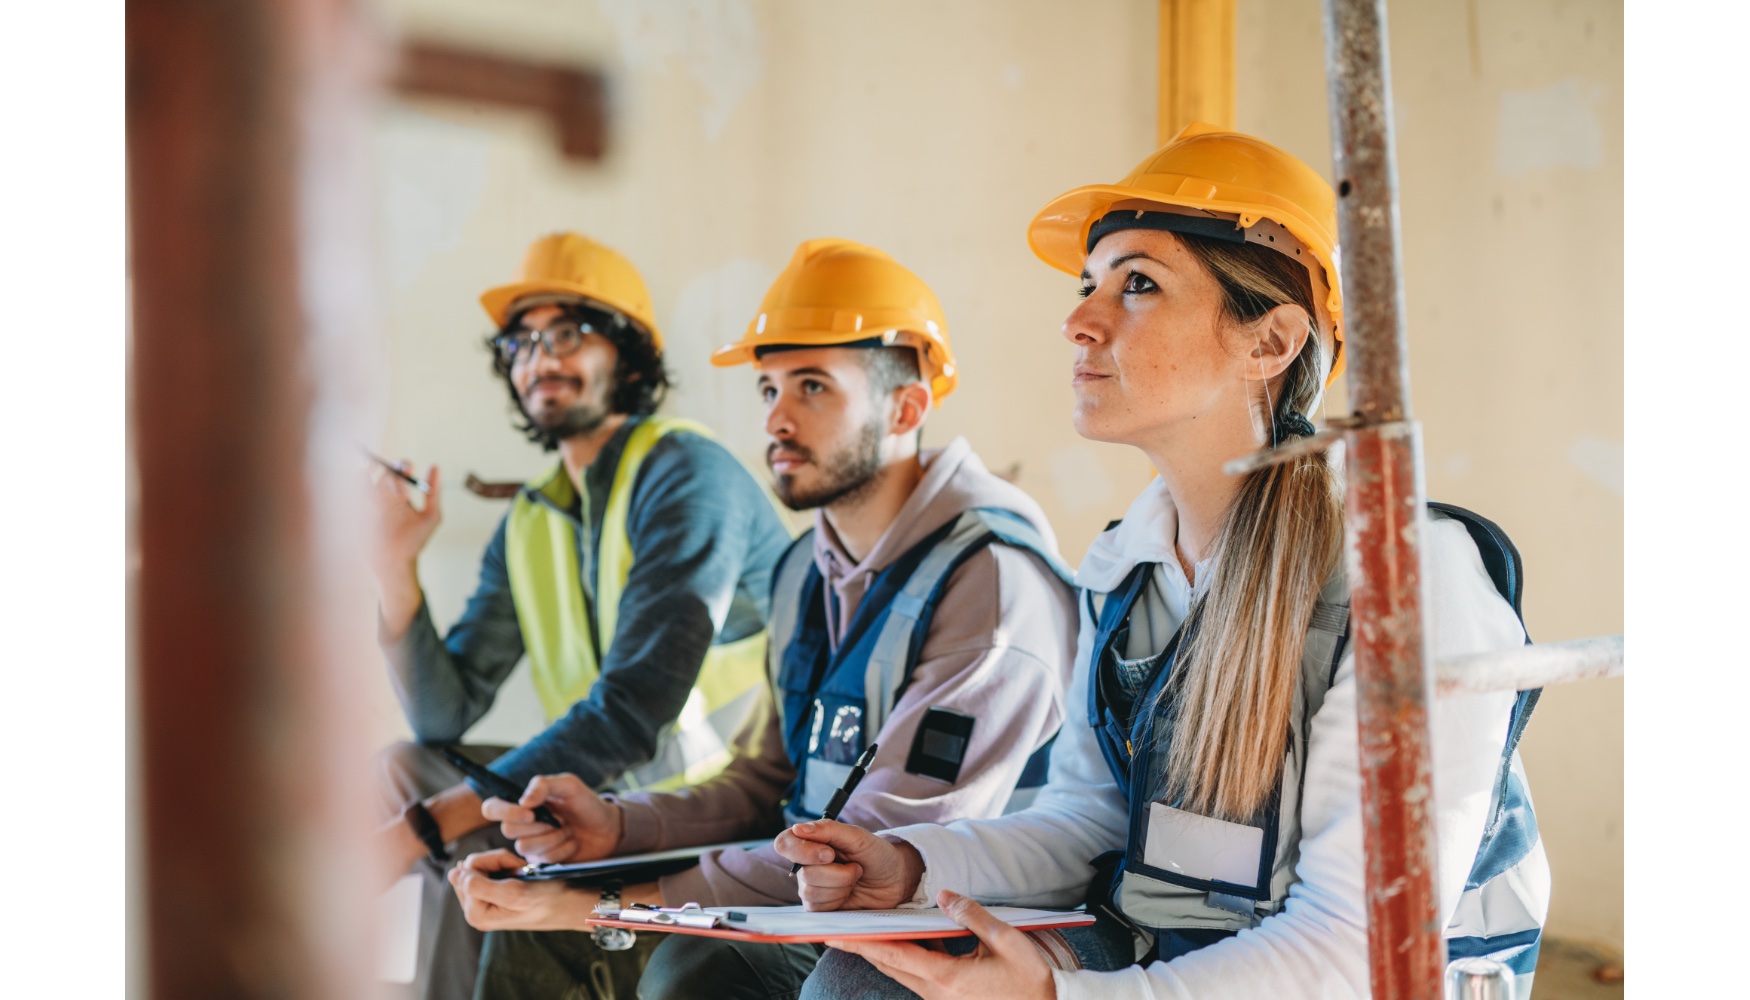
(504, 417), (768, 792)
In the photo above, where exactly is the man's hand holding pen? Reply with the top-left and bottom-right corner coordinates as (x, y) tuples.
(773, 820), (926, 912)
(775, 824), (1053, 999)
(366, 456), (442, 636)
(481, 772), (625, 865)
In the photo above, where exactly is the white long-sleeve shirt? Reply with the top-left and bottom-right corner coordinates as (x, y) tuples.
(884, 478), (1547, 999)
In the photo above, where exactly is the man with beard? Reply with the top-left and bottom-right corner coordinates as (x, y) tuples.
(370, 232), (792, 1000)
(445, 239), (1079, 1000)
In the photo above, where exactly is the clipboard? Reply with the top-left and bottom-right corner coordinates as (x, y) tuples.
(492, 839), (771, 885)
(584, 904), (1096, 944)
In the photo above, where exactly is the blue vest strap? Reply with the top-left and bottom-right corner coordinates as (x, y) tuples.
(765, 530), (817, 685)
(1446, 927), (1542, 976)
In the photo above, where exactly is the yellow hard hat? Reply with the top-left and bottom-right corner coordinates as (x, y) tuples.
(711, 239), (959, 402)
(1028, 122), (1345, 384)
(479, 232), (664, 352)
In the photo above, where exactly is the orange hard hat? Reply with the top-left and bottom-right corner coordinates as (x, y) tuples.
(1027, 122), (1345, 384)
(711, 239), (959, 402)
(480, 232), (664, 351)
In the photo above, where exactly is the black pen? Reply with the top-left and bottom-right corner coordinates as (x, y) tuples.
(790, 742), (879, 875)
(439, 745), (560, 828)
(362, 447), (432, 494)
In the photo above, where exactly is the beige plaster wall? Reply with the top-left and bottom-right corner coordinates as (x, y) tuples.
(363, 0), (1620, 950)
(360, 0), (1160, 809)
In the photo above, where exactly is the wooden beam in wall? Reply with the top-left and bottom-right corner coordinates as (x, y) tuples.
(1158, 0), (1236, 142)
(391, 42), (608, 163)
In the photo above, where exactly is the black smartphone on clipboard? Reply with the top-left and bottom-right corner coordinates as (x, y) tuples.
(440, 745), (561, 828)
(484, 839), (770, 883)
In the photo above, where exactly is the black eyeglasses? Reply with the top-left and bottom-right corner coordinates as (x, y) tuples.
(491, 317), (608, 365)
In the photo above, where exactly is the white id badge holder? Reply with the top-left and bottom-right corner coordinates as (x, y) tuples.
(1140, 802), (1269, 893)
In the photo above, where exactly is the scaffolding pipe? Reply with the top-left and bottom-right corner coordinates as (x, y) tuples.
(1437, 635), (1624, 696)
(1320, 0), (1444, 997)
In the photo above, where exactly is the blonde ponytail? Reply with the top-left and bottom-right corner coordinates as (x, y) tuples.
(1160, 236), (1344, 824)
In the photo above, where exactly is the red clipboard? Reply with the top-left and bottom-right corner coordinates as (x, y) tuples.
(584, 907), (1095, 944)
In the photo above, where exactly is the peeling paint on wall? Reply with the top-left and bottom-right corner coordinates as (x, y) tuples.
(1496, 78), (1605, 176)
(599, 0), (763, 141)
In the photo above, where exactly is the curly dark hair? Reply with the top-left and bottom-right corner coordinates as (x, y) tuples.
(487, 300), (673, 451)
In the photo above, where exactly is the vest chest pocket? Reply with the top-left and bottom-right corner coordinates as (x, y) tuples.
(1122, 696), (1280, 903)
(1141, 803), (1267, 889)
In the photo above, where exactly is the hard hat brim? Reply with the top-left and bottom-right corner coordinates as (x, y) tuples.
(480, 279), (665, 352)
(1029, 184), (1334, 278)
(709, 341), (755, 368)
(710, 330), (958, 402)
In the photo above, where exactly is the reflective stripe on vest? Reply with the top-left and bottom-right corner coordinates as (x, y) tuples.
(765, 507), (1073, 825)
(1087, 505), (1544, 983)
(503, 417), (770, 793)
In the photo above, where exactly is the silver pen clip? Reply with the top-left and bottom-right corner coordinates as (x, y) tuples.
(612, 902), (721, 929)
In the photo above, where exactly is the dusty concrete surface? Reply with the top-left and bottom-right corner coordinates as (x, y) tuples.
(1534, 936), (1624, 999)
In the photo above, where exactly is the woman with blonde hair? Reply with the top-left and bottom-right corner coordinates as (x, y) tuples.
(776, 124), (1549, 999)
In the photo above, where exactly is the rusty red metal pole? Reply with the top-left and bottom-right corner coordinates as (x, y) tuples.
(130, 2), (306, 992)
(1343, 422), (1439, 1000)
(1320, 0), (1443, 998)
(129, 0), (379, 994)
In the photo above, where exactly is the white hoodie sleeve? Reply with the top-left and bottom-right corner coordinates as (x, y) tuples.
(882, 590), (1130, 907)
(889, 516), (1528, 1000)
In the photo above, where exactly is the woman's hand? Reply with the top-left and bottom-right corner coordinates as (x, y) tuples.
(481, 773), (623, 865)
(772, 820), (925, 911)
(446, 849), (599, 932)
(827, 890), (1057, 1000)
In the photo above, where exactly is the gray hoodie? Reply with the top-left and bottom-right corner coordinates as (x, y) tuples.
(603, 436), (1078, 905)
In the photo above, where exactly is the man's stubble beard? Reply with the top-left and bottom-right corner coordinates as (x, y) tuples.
(521, 378), (615, 447)
(772, 418), (886, 512)
(538, 399), (612, 440)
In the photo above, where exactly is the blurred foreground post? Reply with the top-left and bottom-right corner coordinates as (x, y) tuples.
(128, 0), (379, 994)
(128, 0), (609, 993)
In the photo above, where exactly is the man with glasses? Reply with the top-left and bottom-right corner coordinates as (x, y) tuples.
(370, 232), (792, 1000)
